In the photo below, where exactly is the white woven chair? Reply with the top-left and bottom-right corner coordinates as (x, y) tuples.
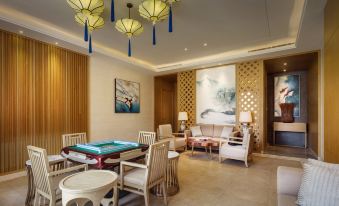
(219, 129), (254, 167)
(158, 124), (187, 151)
(119, 141), (170, 206)
(138, 131), (156, 145)
(27, 145), (87, 206)
(62, 133), (87, 147)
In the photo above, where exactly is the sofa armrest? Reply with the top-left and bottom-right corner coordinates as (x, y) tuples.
(277, 166), (303, 196)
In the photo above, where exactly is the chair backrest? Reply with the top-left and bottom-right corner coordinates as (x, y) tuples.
(27, 145), (52, 197)
(145, 141), (170, 188)
(138, 131), (156, 145)
(62, 132), (87, 147)
(158, 124), (173, 139)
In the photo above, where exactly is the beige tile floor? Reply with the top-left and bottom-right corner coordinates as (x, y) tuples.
(0, 151), (301, 206)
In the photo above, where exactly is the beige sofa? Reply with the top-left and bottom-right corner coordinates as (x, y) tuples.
(185, 124), (240, 148)
(277, 166), (303, 206)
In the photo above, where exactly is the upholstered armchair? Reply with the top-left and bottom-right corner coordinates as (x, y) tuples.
(158, 124), (187, 151)
(219, 130), (254, 167)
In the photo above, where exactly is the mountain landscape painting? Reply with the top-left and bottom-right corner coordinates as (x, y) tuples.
(196, 65), (236, 124)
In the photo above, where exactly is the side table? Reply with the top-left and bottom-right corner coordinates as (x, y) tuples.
(59, 170), (118, 206)
(191, 139), (219, 159)
(151, 151), (180, 196)
(25, 155), (66, 206)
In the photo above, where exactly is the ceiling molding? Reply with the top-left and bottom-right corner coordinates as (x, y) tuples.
(0, 0), (308, 72)
(0, 5), (155, 71)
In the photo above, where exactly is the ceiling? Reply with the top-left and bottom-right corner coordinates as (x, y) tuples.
(0, 0), (326, 72)
(264, 52), (318, 74)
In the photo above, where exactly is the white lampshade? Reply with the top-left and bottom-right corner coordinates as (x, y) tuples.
(239, 111), (252, 123)
(178, 112), (188, 121)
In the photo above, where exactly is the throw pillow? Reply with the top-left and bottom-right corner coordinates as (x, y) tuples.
(297, 163), (339, 206)
(191, 126), (203, 137)
(307, 158), (339, 169)
(220, 126), (233, 138)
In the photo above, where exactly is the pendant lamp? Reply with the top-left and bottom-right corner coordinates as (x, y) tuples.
(139, 0), (169, 45)
(165, 0), (179, 32)
(75, 13), (104, 53)
(67, 0), (104, 41)
(115, 3), (144, 57)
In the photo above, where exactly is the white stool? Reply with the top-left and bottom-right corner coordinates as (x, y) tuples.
(59, 170), (118, 206)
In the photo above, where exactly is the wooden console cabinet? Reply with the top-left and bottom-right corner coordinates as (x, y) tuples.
(273, 122), (307, 148)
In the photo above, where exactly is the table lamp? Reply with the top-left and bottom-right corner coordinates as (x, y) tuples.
(178, 112), (188, 132)
(239, 111), (252, 134)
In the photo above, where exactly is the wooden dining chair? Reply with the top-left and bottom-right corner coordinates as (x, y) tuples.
(138, 131), (156, 145)
(119, 141), (170, 206)
(27, 146), (87, 206)
(62, 132), (87, 147)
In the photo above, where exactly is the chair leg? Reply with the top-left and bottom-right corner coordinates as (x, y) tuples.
(144, 190), (150, 206)
(33, 191), (39, 206)
(49, 194), (56, 206)
(245, 160), (248, 168)
(162, 181), (168, 206)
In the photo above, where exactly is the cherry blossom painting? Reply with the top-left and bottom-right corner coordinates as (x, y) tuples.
(274, 75), (300, 117)
(115, 79), (140, 113)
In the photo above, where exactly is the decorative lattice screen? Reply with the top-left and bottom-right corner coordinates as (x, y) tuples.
(177, 71), (196, 128)
(236, 61), (265, 152)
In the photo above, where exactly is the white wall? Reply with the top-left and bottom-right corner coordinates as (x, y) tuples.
(89, 53), (154, 142)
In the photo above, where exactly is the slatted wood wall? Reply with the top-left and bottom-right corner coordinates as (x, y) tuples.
(0, 30), (88, 174)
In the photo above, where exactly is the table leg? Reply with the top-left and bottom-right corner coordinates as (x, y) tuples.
(191, 144), (194, 156)
(209, 146), (212, 159)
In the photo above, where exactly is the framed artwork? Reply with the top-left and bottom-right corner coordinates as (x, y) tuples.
(274, 74), (300, 117)
(115, 78), (140, 113)
(196, 65), (236, 124)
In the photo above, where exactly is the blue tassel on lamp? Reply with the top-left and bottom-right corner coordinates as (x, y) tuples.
(128, 38), (131, 57)
(169, 5), (173, 32)
(111, 0), (115, 22)
(84, 20), (88, 42)
(89, 34), (92, 53)
(152, 24), (156, 45)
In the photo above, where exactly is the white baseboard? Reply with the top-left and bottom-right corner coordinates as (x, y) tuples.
(0, 171), (26, 183)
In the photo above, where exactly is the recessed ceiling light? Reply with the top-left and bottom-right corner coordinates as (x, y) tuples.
(203, 43), (208, 47)
(283, 62), (288, 66)
(184, 48), (188, 51)
(283, 69), (287, 72)
(19, 30), (23, 34)
(55, 42), (59, 45)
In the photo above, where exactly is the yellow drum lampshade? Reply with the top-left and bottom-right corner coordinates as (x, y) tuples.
(139, 0), (169, 45)
(178, 112), (188, 121)
(239, 111), (252, 123)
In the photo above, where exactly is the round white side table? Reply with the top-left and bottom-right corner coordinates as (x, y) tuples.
(152, 151), (180, 196)
(59, 170), (118, 206)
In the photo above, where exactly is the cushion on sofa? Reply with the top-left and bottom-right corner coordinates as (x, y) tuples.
(169, 138), (186, 150)
(190, 126), (203, 137)
(297, 162), (339, 206)
(220, 126), (234, 138)
(213, 125), (224, 137)
(197, 124), (214, 137)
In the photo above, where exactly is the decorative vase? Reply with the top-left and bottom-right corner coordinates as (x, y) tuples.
(279, 103), (294, 123)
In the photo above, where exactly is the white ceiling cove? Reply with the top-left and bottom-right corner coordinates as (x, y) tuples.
(0, 0), (325, 72)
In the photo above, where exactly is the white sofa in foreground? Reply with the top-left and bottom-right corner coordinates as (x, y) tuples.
(277, 166), (303, 206)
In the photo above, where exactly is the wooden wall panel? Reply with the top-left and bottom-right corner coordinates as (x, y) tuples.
(0, 30), (88, 174)
(177, 71), (196, 128)
(236, 61), (265, 152)
(324, 0), (339, 163)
